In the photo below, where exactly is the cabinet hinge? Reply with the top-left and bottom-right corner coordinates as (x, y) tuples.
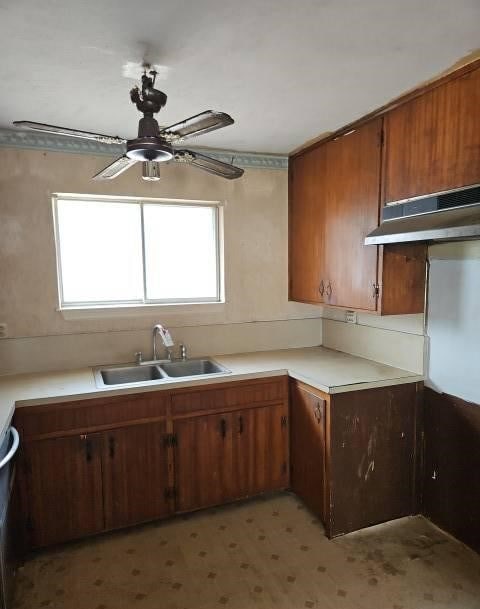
(164, 486), (177, 500)
(281, 415), (288, 429)
(164, 433), (177, 448)
(373, 283), (380, 298)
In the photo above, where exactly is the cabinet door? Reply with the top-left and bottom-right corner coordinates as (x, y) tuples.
(323, 119), (382, 311)
(289, 146), (326, 304)
(328, 384), (418, 536)
(384, 67), (480, 203)
(173, 413), (234, 512)
(290, 382), (326, 522)
(102, 422), (170, 530)
(24, 434), (104, 547)
(233, 403), (289, 497)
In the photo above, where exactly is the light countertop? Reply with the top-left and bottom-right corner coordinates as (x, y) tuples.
(0, 346), (423, 441)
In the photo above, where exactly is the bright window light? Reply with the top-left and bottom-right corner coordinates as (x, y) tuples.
(54, 196), (222, 308)
(143, 204), (218, 301)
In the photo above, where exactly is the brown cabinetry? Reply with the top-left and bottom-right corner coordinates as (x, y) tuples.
(289, 145), (326, 303)
(290, 382), (326, 522)
(383, 66), (480, 203)
(15, 377), (289, 549)
(323, 119), (382, 311)
(289, 379), (422, 538)
(174, 412), (234, 512)
(102, 422), (170, 530)
(174, 391), (289, 512)
(23, 434), (104, 548)
(289, 119), (427, 314)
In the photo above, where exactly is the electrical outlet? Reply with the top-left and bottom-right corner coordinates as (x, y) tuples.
(0, 323), (7, 338)
(345, 310), (357, 324)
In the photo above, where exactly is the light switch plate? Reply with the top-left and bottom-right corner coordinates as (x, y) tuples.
(0, 323), (7, 338)
(345, 310), (357, 324)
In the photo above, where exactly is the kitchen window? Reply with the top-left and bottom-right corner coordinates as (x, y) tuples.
(53, 194), (223, 309)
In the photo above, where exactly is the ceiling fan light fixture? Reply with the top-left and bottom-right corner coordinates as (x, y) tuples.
(142, 161), (161, 181)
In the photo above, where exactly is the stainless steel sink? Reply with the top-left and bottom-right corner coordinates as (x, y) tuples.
(97, 364), (165, 386)
(158, 359), (230, 378)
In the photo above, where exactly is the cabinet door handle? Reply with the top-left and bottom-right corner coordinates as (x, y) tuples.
(238, 416), (244, 435)
(81, 435), (92, 463)
(314, 403), (322, 423)
(325, 282), (332, 298)
(220, 418), (227, 439)
(109, 436), (115, 458)
(319, 280), (325, 296)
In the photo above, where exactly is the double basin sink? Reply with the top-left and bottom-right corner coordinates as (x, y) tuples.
(95, 358), (231, 387)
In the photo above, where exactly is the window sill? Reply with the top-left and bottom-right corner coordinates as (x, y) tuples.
(58, 301), (226, 320)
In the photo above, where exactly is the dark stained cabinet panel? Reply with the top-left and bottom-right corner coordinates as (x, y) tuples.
(384, 66), (480, 203)
(24, 434), (104, 548)
(379, 243), (427, 315)
(173, 413), (234, 512)
(233, 403), (289, 497)
(289, 145), (326, 304)
(423, 388), (480, 553)
(323, 119), (382, 311)
(328, 384), (420, 537)
(290, 382), (327, 522)
(175, 403), (289, 513)
(102, 422), (170, 530)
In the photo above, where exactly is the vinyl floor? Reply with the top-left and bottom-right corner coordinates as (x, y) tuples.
(14, 492), (480, 609)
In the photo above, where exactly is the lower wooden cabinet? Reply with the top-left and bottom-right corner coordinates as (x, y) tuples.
(290, 382), (326, 522)
(174, 412), (235, 512)
(102, 422), (170, 530)
(289, 379), (422, 538)
(15, 375), (421, 549)
(235, 403), (289, 496)
(23, 434), (105, 548)
(15, 377), (289, 549)
(174, 403), (289, 512)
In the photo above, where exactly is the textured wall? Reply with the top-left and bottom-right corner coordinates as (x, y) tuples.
(0, 148), (322, 373)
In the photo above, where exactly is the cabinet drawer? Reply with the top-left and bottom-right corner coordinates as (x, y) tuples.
(171, 377), (288, 417)
(15, 391), (169, 440)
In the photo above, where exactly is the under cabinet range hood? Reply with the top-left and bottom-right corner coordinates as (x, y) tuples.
(365, 184), (480, 245)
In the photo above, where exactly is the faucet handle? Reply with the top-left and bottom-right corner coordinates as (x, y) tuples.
(134, 351), (143, 365)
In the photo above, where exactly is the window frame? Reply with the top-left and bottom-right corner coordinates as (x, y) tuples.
(52, 193), (224, 310)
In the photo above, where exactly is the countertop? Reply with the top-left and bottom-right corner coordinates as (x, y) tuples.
(0, 346), (423, 441)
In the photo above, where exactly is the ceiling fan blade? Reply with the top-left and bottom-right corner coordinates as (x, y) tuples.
(13, 121), (126, 145)
(160, 111), (234, 142)
(174, 150), (244, 180)
(92, 156), (137, 180)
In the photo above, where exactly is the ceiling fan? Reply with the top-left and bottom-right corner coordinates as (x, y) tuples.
(13, 68), (244, 181)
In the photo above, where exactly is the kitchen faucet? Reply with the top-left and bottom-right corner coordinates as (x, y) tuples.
(152, 324), (175, 361)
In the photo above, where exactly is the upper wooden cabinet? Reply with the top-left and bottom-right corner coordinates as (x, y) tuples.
(384, 66), (480, 203)
(289, 119), (427, 314)
(323, 119), (382, 311)
(289, 145), (326, 304)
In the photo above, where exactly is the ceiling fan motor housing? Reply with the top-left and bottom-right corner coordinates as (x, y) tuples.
(126, 137), (173, 162)
(126, 115), (173, 162)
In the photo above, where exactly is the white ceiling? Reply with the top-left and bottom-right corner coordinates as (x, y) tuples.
(0, 0), (478, 154)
